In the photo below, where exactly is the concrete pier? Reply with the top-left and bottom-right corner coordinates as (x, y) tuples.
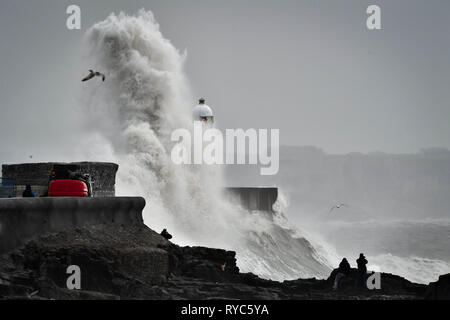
(225, 187), (278, 212)
(0, 162), (280, 256)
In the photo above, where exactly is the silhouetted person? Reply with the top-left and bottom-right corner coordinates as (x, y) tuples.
(160, 228), (172, 240)
(22, 185), (35, 198)
(356, 253), (368, 289)
(333, 258), (351, 290)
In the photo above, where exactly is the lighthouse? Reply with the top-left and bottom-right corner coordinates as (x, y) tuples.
(193, 98), (214, 125)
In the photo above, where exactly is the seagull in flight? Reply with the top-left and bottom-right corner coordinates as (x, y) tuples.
(82, 70), (105, 82)
(329, 203), (349, 213)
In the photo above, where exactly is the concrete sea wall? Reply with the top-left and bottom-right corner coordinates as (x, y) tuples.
(0, 197), (145, 255)
(225, 187), (278, 212)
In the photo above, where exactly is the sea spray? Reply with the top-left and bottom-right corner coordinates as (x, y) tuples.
(81, 9), (332, 280)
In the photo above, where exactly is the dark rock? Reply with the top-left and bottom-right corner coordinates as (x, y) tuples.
(326, 268), (427, 297)
(166, 244), (240, 282)
(425, 273), (450, 300)
(0, 224), (442, 300)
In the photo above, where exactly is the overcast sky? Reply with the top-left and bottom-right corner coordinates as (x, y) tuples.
(0, 0), (449, 162)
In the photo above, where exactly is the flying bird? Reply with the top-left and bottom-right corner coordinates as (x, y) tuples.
(82, 70), (105, 82)
(329, 203), (349, 213)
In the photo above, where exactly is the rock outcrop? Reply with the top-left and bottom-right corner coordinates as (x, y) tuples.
(0, 224), (444, 300)
(425, 273), (450, 300)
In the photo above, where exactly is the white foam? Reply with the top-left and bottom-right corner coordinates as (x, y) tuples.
(81, 9), (332, 281)
(369, 253), (450, 284)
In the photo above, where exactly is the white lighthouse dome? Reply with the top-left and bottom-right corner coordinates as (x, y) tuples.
(193, 103), (213, 119)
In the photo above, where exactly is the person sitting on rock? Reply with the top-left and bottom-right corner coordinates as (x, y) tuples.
(355, 253), (368, 289)
(22, 184), (35, 198)
(160, 228), (172, 240)
(333, 258), (351, 290)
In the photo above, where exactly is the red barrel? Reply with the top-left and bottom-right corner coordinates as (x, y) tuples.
(48, 180), (89, 197)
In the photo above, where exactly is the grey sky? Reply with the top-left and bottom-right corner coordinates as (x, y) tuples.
(0, 0), (449, 162)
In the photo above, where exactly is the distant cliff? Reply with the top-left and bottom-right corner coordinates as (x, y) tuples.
(224, 146), (450, 220)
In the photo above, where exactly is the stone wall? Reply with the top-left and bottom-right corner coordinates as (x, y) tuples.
(1, 162), (118, 197)
(0, 197), (145, 255)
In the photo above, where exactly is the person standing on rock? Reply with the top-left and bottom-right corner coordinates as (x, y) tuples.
(333, 258), (351, 290)
(355, 253), (368, 289)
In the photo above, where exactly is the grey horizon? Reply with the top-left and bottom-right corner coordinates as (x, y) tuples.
(0, 0), (449, 164)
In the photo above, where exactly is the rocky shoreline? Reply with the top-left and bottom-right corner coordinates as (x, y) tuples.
(0, 224), (448, 300)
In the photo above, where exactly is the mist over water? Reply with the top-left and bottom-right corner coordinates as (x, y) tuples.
(81, 10), (332, 281)
(225, 147), (450, 284)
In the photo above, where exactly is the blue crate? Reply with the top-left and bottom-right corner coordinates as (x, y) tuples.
(0, 178), (15, 198)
